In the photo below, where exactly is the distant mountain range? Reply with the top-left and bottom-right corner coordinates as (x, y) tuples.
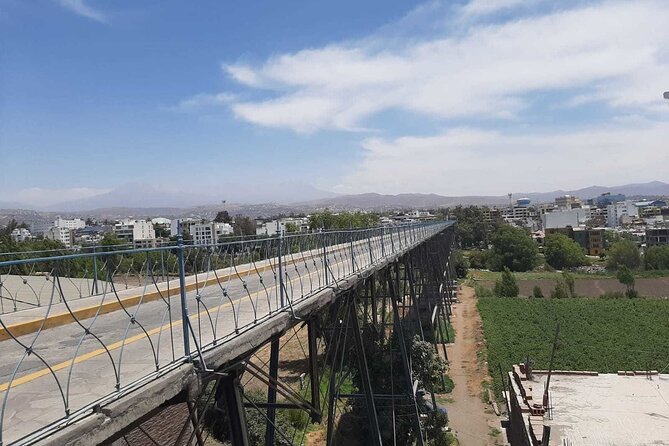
(1, 181), (667, 224)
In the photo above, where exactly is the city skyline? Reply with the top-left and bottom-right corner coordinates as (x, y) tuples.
(1, 0), (668, 207)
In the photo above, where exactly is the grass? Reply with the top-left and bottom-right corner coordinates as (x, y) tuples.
(436, 319), (456, 343)
(477, 297), (669, 396)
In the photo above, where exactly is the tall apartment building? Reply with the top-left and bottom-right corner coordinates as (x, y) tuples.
(45, 226), (73, 247)
(114, 219), (156, 248)
(54, 217), (86, 230)
(189, 222), (234, 245)
(606, 200), (639, 227)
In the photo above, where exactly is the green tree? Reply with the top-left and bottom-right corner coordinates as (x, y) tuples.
(494, 267), (519, 297)
(550, 280), (570, 299)
(233, 216), (256, 236)
(214, 210), (232, 223)
(284, 222), (299, 233)
(616, 265), (636, 298)
(644, 245), (669, 270)
(532, 285), (544, 298)
(544, 233), (587, 269)
(467, 250), (489, 269)
(488, 225), (538, 272)
(562, 271), (576, 297)
(453, 250), (469, 278)
(606, 239), (641, 270)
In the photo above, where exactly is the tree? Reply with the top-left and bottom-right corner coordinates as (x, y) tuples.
(550, 280), (570, 299)
(544, 233), (587, 269)
(233, 216), (256, 236)
(153, 223), (170, 238)
(453, 250), (469, 278)
(284, 222), (299, 233)
(487, 225), (538, 272)
(644, 245), (669, 270)
(532, 285), (544, 298)
(494, 267), (519, 297)
(214, 210), (232, 223)
(606, 239), (641, 270)
(85, 217), (95, 226)
(467, 250), (489, 269)
(616, 265), (637, 298)
(562, 271), (575, 297)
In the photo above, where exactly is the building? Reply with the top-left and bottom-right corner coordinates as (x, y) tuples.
(256, 218), (309, 236)
(114, 219), (156, 248)
(10, 228), (32, 242)
(73, 226), (108, 245)
(606, 200), (639, 227)
(555, 195), (581, 209)
(30, 220), (53, 236)
(572, 228), (604, 256)
(45, 226), (73, 247)
(482, 207), (502, 223)
(505, 364), (669, 446)
(646, 228), (669, 246)
(54, 217), (86, 230)
(170, 218), (198, 237)
(189, 222), (233, 245)
(540, 207), (592, 229)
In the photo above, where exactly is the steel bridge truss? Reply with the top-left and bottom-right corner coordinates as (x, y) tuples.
(101, 229), (457, 446)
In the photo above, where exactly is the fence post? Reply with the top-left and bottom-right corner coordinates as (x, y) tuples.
(176, 230), (191, 359)
(381, 226), (386, 258)
(92, 242), (99, 295)
(368, 229), (374, 266)
(278, 230), (285, 307)
(350, 227), (355, 272)
(322, 230), (329, 286)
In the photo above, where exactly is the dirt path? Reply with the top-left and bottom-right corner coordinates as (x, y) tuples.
(443, 285), (503, 446)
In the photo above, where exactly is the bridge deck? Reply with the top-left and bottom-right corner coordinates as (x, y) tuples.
(0, 224), (451, 445)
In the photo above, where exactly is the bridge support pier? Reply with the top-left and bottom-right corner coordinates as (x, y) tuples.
(216, 368), (249, 446)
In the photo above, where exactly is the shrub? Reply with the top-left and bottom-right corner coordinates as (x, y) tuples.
(453, 250), (469, 278)
(532, 285), (544, 298)
(616, 265), (636, 298)
(550, 280), (570, 299)
(562, 271), (576, 297)
(600, 291), (625, 299)
(475, 284), (495, 298)
(494, 267), (519, 297)
(468, 249), (489, 269)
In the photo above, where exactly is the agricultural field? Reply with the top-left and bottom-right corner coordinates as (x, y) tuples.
(477, 297), (669, 395)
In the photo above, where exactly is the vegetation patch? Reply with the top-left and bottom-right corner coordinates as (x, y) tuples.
(477, 297), (669, 396)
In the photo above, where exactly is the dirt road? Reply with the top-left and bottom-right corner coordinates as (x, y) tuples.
(443, 286), (503, 446)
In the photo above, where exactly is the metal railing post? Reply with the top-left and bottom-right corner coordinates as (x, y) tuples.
(381, 226), (386, 258)
(322, 230), (329, 286)
(176, 231), (191, 359)
(368, 229), (373, 266)
(92, 242), (99, 295)
(278, 231), (285, 307)
(350, 228), (355, 272)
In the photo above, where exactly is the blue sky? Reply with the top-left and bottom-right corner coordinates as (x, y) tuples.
(1, 0), (668, 207)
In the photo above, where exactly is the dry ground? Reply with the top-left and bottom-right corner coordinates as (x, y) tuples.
(480, 276), (669, 297)
(443, 286), (504, 446)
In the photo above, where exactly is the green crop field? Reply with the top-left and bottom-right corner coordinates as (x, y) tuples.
(477, 297), (669, 395)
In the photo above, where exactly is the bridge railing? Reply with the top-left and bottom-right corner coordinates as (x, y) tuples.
(0, 221), (451, 445)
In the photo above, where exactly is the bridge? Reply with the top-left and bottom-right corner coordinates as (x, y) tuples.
(0, 222), (457, 445)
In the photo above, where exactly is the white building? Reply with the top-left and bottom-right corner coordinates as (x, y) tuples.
(170, 218), (198, 237)
(30, 220), (54, 236)
(45, 226), (73, 247)
(114, 219), (156, 247)
(541, 207), (592, 229)
(606, 200), (639, 228)
(10, 228), (32, 242)
(54, 217), (86, 230)
(256, 218), (309, 236)
(189, 222), (233, 245)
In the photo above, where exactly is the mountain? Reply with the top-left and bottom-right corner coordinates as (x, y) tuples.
(47, 181), (337, 212)
(302, 181), (669, 210)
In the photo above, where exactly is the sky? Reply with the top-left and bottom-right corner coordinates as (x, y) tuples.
(0, 0), (668, 208)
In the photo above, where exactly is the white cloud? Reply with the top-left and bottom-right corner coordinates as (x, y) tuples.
(13, 187), (111, 208)
(56, 0), (106, 23)
(334, 121), (669, 195)
(459, 0), (530, 18)
(168, 92), (236, 112)
(222, 0), (669, 133)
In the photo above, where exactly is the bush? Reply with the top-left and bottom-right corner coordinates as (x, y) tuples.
(487, 225), (538, 272)
(453, 250), (469, 278)
(562, 271), (575, 297)
(494, 267), (519, 297)
(544, 233), (587, 269)
(550, 280), (570, 299)
(606, 239), (641, 270)
(468, 249), (489, 269)
(475, 284), (495, 298)
(532, 285), (544, 298)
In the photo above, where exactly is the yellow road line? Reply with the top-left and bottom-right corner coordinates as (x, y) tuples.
(0, 255), (344, 392)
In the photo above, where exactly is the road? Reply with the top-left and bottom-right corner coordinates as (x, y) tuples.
(0, 227), (441, 445)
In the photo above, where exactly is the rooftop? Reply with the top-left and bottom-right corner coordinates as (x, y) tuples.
(535, 373), (669, 446)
